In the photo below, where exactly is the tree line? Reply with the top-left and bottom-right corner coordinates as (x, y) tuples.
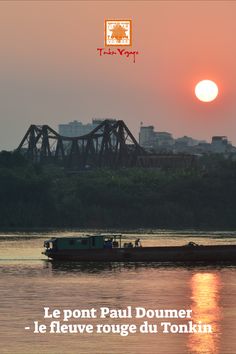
(0, 151), (236, 229)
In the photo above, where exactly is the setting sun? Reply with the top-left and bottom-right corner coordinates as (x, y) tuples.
(195, 80), (218, 102)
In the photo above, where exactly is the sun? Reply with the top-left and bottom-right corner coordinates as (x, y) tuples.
(195, 80), (218, 102)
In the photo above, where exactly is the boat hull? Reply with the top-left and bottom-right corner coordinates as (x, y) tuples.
(44, 245), (236, 263)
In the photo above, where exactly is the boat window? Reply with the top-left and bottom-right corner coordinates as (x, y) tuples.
(81, 239), (87, 245)
(92, 237), (95, 246)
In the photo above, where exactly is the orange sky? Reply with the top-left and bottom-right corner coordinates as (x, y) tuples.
(0, 0), (236, 149)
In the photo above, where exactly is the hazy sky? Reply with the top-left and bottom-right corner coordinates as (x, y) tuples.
(1, 0), (236, 150)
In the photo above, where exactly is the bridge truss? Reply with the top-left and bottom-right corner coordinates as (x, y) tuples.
(17, 120), (145, 169)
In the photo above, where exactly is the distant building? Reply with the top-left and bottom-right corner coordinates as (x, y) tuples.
(211, 136), (229, 153)
(138, 124), (236, 156)
(59, 118), (116, 137)
(59, 120), (98, 137)
(194, 142), (212, 155)
(139, 126), (155, 148)
(174, 136), (206, 154)
(154, 132), (174, 150)
(175, 136), (200, 147)
(139, 126), (174, 151)
(139, 125), (174, 152)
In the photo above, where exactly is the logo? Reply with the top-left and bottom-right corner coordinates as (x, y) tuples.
(97, 19), (139, 63)
(105, 20), (132, 46)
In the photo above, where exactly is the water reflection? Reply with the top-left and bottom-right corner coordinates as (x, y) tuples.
(188, 273), (221, 354)
(46, 260), (236, 275)
(47, 261), (125, 274)
(46, 260), (180, 275)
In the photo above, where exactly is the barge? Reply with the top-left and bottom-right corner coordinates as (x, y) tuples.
(42, 235), (236, 263)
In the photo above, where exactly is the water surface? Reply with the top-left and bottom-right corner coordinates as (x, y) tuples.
(0, 231), (236, 354)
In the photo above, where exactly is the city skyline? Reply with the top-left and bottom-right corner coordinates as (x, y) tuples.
(4, 115), (236, 152)
(57, 117), (210, 143)
(1, 1), (236, 151)
(56, 118), (235, 155)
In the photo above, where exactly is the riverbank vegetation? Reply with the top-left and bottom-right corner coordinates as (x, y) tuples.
(0, 151), (236, 229)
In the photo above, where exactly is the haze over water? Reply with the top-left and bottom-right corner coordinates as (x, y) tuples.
(0, 231), (236, 354)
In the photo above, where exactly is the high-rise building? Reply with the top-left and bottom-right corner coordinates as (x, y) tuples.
(139, 126), (155, 147)
(139, 126), (174, 151)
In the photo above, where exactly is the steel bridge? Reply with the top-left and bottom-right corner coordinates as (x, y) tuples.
(17, 120), (145, 169)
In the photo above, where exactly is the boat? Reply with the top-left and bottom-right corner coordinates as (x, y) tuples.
(42, 235), (236, 263)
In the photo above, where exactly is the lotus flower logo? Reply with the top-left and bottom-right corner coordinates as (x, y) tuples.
(111, 23), (128, 43)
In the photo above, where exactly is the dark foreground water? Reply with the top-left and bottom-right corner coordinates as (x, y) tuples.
(0, 231), (236, 354)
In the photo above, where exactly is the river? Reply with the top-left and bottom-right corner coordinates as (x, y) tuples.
(0, 231), (236, 354)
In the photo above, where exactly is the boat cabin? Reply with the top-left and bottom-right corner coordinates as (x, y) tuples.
(44, 235), (122, 251)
